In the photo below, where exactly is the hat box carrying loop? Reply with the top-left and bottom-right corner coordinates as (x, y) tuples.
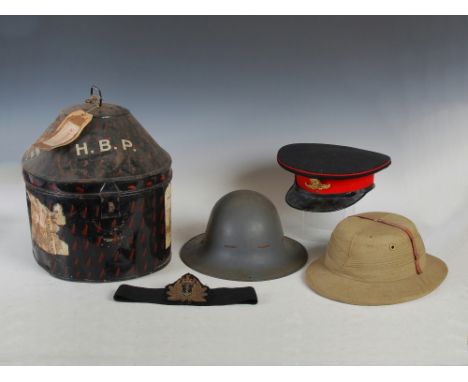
(87, 85), (103, 107)
(22, 87), (173, 282)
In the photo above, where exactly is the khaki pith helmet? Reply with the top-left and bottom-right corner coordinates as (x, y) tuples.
(306, 212), (448, 305)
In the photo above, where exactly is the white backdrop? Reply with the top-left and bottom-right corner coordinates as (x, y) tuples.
(1, 16), (468, 365)
(0, 150), (467, 365)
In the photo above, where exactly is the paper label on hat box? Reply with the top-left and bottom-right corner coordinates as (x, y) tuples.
(27, 191), (69, 256)
(34, 110), (93, 151)
(165, 183), (172, 249)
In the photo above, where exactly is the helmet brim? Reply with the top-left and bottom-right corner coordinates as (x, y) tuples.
(180, 233), (308, 282)
(306, 254), (448, 305)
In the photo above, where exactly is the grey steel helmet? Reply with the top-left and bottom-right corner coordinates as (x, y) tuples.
(180, 190), (308, 281)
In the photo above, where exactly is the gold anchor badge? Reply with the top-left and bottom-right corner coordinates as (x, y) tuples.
(305, 178), (331, 191)
(166, 273), (208, 303)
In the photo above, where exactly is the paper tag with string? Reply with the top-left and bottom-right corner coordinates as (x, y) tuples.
(34, 109), (93, 151)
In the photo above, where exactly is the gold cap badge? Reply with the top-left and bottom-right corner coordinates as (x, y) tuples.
(166, 273), (208, 303)
(305, 178), (331, 190)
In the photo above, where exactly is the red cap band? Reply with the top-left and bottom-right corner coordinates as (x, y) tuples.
(295, 174), (374, 195)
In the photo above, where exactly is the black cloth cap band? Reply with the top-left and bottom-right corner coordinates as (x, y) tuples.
(113, 273), (258, 306)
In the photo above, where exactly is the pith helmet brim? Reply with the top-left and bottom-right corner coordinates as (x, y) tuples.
(306, 254), (448, 305)
(285, 184), (374, 212)
(180, 234), (308, 282)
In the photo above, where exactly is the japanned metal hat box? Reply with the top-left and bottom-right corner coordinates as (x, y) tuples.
(22, 88), (172, 282)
